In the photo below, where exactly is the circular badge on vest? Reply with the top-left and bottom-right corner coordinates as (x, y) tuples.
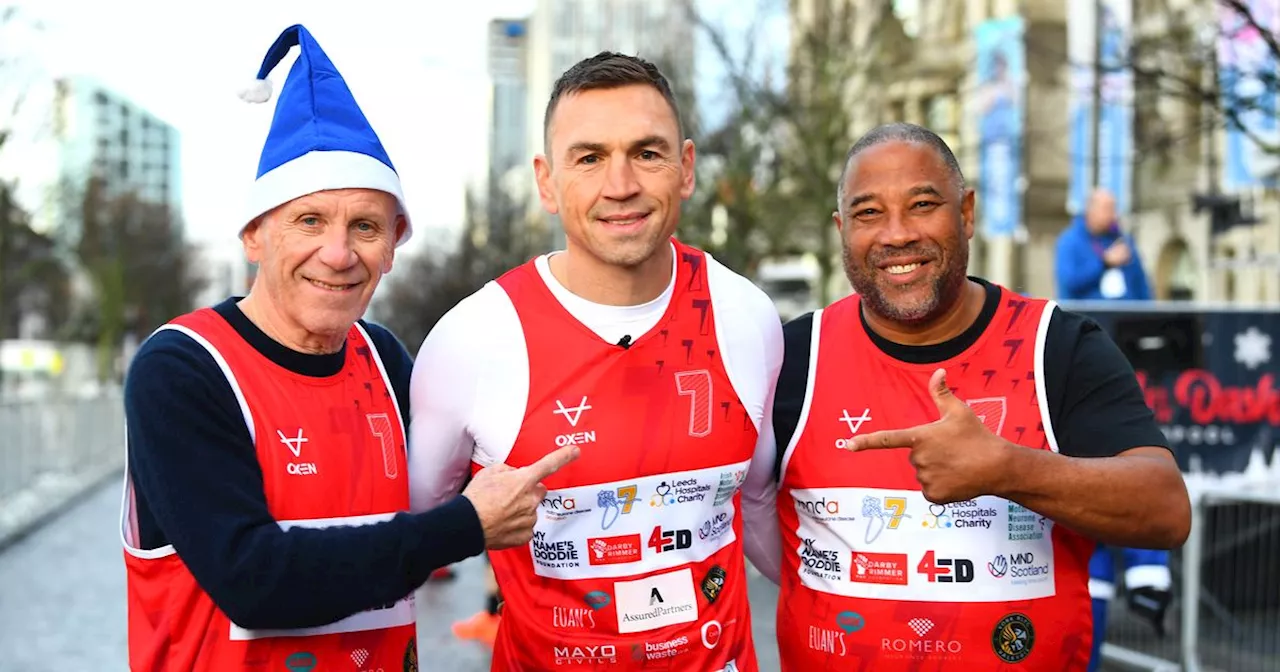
(992, 613), (1035, 663)
(403, 636), (418, 672)
(701, 566), (727, 604)
(285, 652), (316, 671)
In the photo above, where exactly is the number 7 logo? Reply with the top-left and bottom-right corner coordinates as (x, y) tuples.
(676, 370), (713, 438)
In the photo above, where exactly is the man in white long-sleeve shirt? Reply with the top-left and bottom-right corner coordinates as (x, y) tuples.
(406, 52), (784, 670)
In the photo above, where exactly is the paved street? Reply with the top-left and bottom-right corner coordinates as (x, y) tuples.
(0, 477), (782, 671)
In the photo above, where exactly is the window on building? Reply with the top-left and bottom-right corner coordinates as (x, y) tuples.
(118, 159), (129, 181)
(554, 0), (576, 32)
(923, 93), (958, 135)
(887, 99), (907, 123)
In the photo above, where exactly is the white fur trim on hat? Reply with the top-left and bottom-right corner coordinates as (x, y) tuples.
(238, 78), (273, 104)
(243, 150), (413, 246)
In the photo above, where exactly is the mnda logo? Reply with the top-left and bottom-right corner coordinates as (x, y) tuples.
(797, 497), (840, 516)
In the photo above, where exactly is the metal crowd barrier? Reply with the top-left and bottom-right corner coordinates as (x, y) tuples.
(0, 390), (125, 548)
(1098, 478), (1280, 672)
(1180, 482), (1280, 672)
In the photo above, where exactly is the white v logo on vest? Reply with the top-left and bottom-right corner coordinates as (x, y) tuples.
(277, 429), (308, 458)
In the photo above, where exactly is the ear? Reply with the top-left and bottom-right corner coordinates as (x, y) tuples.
(961, 187), (976, 240)
(680, 139), (696, 200)
(384, 215), (406, 274)
(394, 216), (407, 245)
(533, 154), (559, 215)
(832, 208), (846, 236)
(241, 217), (265, 264)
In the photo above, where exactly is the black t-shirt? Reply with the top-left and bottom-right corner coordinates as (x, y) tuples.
(772, 279), (1170, 479)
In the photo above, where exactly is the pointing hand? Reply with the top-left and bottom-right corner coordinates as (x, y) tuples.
(462, 445), (580, 549)
(847, 369), (1008, 504)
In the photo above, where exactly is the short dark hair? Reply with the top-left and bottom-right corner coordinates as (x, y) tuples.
(543, 52), (684, 155)
(838, 122), (966, 207)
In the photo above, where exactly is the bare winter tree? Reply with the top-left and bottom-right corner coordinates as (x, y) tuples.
(375, 186), (553, 355)
(72, 178), (207, 379)
(681, 0), (906, 302)
(1123, 0), (1279, 170)
(0, 5), (60, 348)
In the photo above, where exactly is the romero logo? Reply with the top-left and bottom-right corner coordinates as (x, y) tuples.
(992, 613), (1035, 663)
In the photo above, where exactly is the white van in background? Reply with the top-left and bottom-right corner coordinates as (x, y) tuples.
(756, 255), (822, 322)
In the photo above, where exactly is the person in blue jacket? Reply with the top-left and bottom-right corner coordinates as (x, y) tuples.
(1056, 188), (1169, 671)
(1056, 189), (1152, 301)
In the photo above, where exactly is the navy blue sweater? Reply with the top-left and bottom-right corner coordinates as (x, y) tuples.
(123, 298), (485, 630)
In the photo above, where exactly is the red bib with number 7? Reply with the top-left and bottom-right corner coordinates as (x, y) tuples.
(480, 240), (760, 671)
(774, 289), (1095, 672)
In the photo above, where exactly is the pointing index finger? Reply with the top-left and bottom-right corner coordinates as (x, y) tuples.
(848, 429), (917, 452)
(521, 445), (580, 485)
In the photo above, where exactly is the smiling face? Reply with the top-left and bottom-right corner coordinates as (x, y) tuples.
(834, 140), (974, 326)
(241, 188), (403, 351)
(534, 84), (695, 270)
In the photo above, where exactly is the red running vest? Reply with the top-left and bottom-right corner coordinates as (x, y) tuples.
(483, 241), (759, 671)
(776, 289), (1094, 672)
(121, 308), (418, 672)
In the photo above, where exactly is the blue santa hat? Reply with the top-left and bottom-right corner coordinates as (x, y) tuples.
(239, 24), (412, 246)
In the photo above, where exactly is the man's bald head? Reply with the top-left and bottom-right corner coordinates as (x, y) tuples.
(1085, 188), (1118, 234)
(838, 123), (966, 208)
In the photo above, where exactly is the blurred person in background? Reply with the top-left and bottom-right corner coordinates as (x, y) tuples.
(1055, 188), (1169, 670)
(1055, 188), (1151, 301)
(408, 52), (783, 671)
(445, 562), (504, 646)
(743, 123), (1190, 671)
(119, 25), (572, 671)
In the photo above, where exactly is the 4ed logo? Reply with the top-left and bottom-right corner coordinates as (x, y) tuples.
(598, 485), (639, 530)
(648, 526), (693, 553)
(917, 550), (974, 583)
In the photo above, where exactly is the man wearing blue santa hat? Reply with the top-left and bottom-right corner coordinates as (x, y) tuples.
(119, 24), (576, 671)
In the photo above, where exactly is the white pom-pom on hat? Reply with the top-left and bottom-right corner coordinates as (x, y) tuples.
(238, 78), (273, 104)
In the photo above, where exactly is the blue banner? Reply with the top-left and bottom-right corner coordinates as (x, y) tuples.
(1067, 0), (1133, 215)
(974, 17), (1024, 238)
